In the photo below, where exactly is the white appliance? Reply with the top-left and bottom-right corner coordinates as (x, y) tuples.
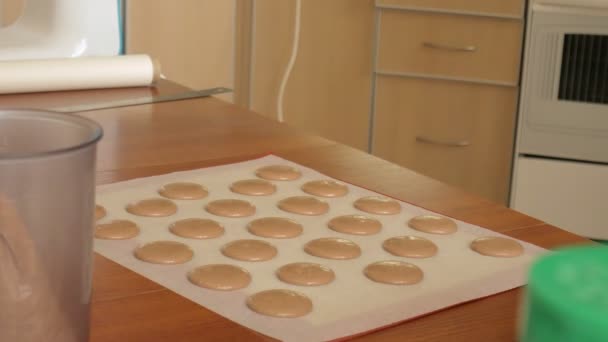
(511, 0), (608, 239)
(0, 0), (122, 60)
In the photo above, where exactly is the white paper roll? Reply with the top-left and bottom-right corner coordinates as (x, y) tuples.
(0, 54), (160, 94)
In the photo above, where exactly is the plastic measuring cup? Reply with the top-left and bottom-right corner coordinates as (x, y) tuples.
(0, 109), (102, 341)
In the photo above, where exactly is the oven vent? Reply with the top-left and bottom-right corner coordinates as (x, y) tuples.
(558, 34), (608, 105)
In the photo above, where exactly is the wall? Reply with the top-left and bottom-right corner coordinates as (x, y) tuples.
(126, 0), (235, 101)
(244, 0), (375, 151)
(0, 0), (22, 26)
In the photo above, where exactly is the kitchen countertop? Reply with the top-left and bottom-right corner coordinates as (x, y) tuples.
(0, 80), (591, 341)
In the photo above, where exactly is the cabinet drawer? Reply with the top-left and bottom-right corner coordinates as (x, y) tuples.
(376, 0), (524, 17)
(372, 76), (518, 203)
(377, 11), (523, 84)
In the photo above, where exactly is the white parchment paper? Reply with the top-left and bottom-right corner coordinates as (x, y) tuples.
(95, 155), (545, 341)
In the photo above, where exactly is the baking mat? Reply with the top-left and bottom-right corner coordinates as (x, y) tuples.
(95, 155), (545, 341)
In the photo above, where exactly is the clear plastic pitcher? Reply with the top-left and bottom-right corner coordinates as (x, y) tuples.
(0, 110), (102, 342)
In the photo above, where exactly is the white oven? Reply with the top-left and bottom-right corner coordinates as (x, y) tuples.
(512, 0), (608, 239)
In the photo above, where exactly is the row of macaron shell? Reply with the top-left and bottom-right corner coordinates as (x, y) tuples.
(95, 214), (524, 261)
(119, 194), (405, 218)
(155, 177), (352, 201)
(186, 259), (422, 318)
(97, 164), (421, 219)
(137, 243), (423, 287)
(125, 165), (398, 213)
(186, 260), (423, 319)
(143, 164), (384, 201)
(95, 209), (458, 238)
(96, 203), (524, 259)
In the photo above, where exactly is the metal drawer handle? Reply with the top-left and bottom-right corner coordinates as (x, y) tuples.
(415, 136), (470, 147)
(422, 42), (477, 52)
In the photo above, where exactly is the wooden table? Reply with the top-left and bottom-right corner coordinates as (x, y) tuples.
(0, 81), (590, 341)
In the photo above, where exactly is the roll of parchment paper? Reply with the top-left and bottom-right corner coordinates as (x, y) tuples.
(0, 54), (161, 94)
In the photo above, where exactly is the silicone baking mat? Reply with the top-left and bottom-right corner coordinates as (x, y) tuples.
(95, 155), (545, 341)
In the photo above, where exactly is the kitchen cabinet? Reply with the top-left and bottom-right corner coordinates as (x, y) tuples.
(371, 0), (525, 204)
(377, 10), (522, 84)
(373, 77), (518, 202)
(376, 0), (524, 17)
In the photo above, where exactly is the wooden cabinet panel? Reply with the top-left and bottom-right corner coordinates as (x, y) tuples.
(376, 0), (524, 17)
(372, 76), (517, 203)
(378, 10), (522, 84)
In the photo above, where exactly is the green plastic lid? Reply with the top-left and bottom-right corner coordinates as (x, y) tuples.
(522, 246), (608, 342)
